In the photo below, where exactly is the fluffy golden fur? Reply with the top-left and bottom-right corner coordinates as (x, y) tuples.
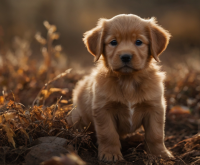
(67, 14), (173, 162)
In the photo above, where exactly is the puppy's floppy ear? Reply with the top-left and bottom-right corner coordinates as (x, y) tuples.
(148, 18), (171, 62)
(83, 18), (106, 62)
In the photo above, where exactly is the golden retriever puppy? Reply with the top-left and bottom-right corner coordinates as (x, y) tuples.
(67, 14), (173, 162)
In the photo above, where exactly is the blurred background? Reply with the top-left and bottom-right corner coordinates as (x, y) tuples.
(0, 0), (200, 69)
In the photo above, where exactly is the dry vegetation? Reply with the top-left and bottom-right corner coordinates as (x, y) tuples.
(0, 22), (200, 165)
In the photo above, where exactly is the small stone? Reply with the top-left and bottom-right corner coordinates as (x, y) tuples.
(41, 153), (86, 165)
(25, 143), (68, 165)
(32, 136), (69, 147)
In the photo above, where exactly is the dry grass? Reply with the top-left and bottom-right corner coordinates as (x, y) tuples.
(0, 21), (200, 165)
(0, 22), (93, 164)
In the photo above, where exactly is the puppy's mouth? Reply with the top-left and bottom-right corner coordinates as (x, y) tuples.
(113, 65), (140, 73)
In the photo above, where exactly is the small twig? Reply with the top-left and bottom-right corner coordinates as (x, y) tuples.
(42, 84), (48, 106)
(32, 69), (71, 107)
(11, 148), (27, 163)
(0, 147), (10, 165)
(11, 90), (15, 101)
(177, 156), (187, 165)
(84, 122), (91, 133)
(135, 143), (143, 150)
(53, 96), (62, 120)
(66, 105), (76, 117)
(145, 140), (152, 155)
(124, 143), (143, 158)
(144, 140), (153, 164)
(55, 131), (64, 137)
(90, 141), (98, 150)
(191, 158), (200, 165)
(32, 84), (47, 107)
(27, 121), (43, 134)
(77, 122), (92, 152)
(47, 68), (72, 85)
(67, 124), (91, 148)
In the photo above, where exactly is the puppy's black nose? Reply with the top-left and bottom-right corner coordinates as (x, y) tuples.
(120, 54), (132, 63)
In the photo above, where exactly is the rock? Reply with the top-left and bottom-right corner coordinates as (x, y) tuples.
(25, 142), (68, 165)
(41, 153), (86, 165)
(32, 136), (69, 147)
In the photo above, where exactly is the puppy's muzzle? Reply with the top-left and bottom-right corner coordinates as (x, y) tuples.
(120, 54), (132, 63)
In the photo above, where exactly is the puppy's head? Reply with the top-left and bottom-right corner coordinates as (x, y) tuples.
(83, 14), (171, 74)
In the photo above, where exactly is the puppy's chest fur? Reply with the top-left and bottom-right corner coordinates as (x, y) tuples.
(126, 101), (136, 131)
(105, 100), (137, 134)
(109, 76), (146, 104)
(102, 77), (153, 133)
(120, 81), (137, 129)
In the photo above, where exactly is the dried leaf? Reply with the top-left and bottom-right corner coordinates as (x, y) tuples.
(32, 106), (45, 120)
(0, 96), (4, 105)
(4, 112), (17, 121)
(169, 106), (190, 114)
(15, 103), (24, 113)
(50, 88), (62, 93)
(44, 107), (53, 119)
(20, 127), (29, 139)
(0, 115), (4, 123)
(19, 115), (29, 125)
(7, 100), (15, 109)
(3, 123), (16, 148)
(60, 100), (68, 104)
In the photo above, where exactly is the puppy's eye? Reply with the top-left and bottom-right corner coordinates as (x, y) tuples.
(110, 40), (118, 46)
(135, 40), (143, 46)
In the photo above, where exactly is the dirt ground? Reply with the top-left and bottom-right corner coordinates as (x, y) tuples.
(0, 23), (200, 165)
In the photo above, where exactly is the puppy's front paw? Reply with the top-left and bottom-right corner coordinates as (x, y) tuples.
(98, 147), (123, 162)
(146, 143), (174, 158)
(160, 149), (174, 158)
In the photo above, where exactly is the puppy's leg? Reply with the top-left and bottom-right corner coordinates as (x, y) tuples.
(66, 108), (83, 130)
(93, 108), (123, 162)
(143, 105), (173, 158)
